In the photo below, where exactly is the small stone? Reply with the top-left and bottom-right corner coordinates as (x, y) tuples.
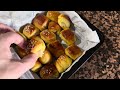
(102, 70), (107, 74)
(106, 65), (109, 68)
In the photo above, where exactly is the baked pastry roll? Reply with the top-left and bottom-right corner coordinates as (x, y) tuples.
(31, 60), (42, 72)
(58, 14), (70, 29)
(15, 46), (28, 58)
(39, 64), (59, 79)
(47, 40), (65, 58)
(39, 49), (52, 64)
(26, 36), (46, 57)
(33, 14), (49, 31)
(46, 11), (60, 23)
(22, 24), (40, 39)
(40, 29), (56, 43)
(48, 21), (61, 35)
(65, 44), (83, 60)
(54, 54), (72, 73)
(60, 29), (76, 45)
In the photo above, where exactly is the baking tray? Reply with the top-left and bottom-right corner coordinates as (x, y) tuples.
(12, 12), (104, 79)
(60, 13), (105, 79)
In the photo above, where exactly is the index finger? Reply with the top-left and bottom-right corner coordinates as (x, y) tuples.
(0, 23), (15, 34)
(1, 32), (25, 48)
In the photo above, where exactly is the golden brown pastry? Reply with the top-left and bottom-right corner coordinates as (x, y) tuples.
(48, 21), (61, 35)
(46, 11), (60, 23)
(39, 64), (59, 79)
(40, 29), (56, 43)
(15, 46), (28, 58)
(58, 14), (70, 29)
(65, 44), (83, 60)
(32, 14), (49, 31)
(47, 40), (65, 58)
(54, 54), (72, 73)
(39, 49), (52, 64)
(31, 60), (42, 72)
(59, 29), (76, 45)
(22, 24), (40, 39)
(26, 36), (46, 57)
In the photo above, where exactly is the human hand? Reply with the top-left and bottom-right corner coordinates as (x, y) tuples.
(0, 23), (38, 79)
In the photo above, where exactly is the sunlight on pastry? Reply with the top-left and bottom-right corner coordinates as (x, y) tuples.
(58, 14), (70, 29)
(31, 60), (42, 72)
(54, 54), (72, 73)
(33, 14), (49, 31)
(22, 24), (40, 39)
(39, 49), (52, 64)
(60, 29), (76, 45)
(40, 29), (56, 43)
(65, 44), (83, 60)
(48, 21), (61, 35)
(46, 11), (60, 23)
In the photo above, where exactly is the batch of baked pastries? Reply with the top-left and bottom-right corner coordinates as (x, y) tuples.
(15, 11), (83, 79)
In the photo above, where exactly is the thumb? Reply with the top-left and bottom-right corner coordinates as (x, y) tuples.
(1, 32), (25, 48)
(0, 23), (15, 34)
(8, 54), (38, 79)
(21, 54), (38, 70)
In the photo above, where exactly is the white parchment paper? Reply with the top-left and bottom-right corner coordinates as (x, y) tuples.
(0, 11), (100, 79)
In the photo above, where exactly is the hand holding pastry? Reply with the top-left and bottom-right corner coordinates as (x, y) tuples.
(26, 36), (46, 57)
